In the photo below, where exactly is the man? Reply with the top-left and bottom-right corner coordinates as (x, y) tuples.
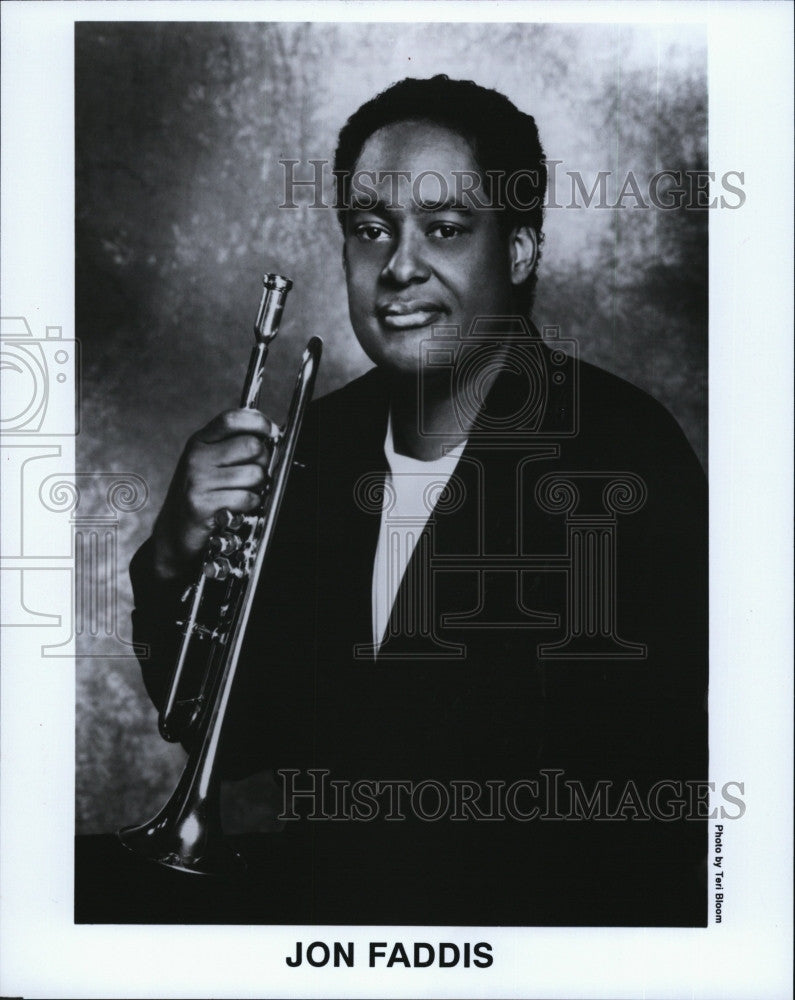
(130, 76), (707, 925)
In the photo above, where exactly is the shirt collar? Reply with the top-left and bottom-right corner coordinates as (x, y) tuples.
(383, 409), (468, 473)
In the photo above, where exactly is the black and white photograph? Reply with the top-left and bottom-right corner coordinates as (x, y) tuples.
(0, 2), (792, 997)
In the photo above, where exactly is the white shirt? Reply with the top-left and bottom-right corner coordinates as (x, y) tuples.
(371, 413), (467, 653)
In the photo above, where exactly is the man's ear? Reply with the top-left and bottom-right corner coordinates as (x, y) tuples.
(509, 226), (538, 286)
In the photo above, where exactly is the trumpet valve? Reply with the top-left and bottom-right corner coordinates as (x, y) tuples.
(207, 531), (244, 557)
(204, 555), (245, 581)
(215, 508), (246, 531)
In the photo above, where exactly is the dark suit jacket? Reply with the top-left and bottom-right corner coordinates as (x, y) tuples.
(131, 342), (708, 925)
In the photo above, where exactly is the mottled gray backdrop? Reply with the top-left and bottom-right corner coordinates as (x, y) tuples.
(75, 21), (707, 832)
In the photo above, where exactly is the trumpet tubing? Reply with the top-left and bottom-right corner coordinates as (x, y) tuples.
(118, 271), (322, 875)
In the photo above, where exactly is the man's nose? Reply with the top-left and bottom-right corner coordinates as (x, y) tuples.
(382, 230), (430, 285)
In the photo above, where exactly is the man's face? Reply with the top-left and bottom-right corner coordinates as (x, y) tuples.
(343, 121), (520, 377)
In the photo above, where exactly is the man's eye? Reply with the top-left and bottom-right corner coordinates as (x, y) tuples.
(353, 223), (391, 242)
(429, 222), (465, 240)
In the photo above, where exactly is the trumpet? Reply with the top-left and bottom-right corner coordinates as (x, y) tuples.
(119, 273), (322, 875)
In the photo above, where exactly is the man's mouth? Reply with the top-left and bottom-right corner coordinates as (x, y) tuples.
(377, 301), (447, 330)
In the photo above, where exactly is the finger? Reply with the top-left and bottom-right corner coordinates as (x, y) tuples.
(195, 408), (278, 445)
(203, 434), (271, 468)
(206, 463), (267, 492)
(186, 489), (263, 526)
(208, 490), (263, 517)
(184, 466), (265, 522)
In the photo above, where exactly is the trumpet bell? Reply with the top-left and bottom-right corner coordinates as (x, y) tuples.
(118, 783), (244, 877)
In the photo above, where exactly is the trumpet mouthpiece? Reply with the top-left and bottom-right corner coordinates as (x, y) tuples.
(263, 273), (293, 293)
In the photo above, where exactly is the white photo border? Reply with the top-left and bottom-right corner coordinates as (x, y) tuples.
(1, 1), (792, 998)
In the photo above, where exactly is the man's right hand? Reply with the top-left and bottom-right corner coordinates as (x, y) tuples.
(151, 409), (277, 581)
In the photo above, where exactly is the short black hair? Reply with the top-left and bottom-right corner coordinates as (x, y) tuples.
(333, 75), (547, 315)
